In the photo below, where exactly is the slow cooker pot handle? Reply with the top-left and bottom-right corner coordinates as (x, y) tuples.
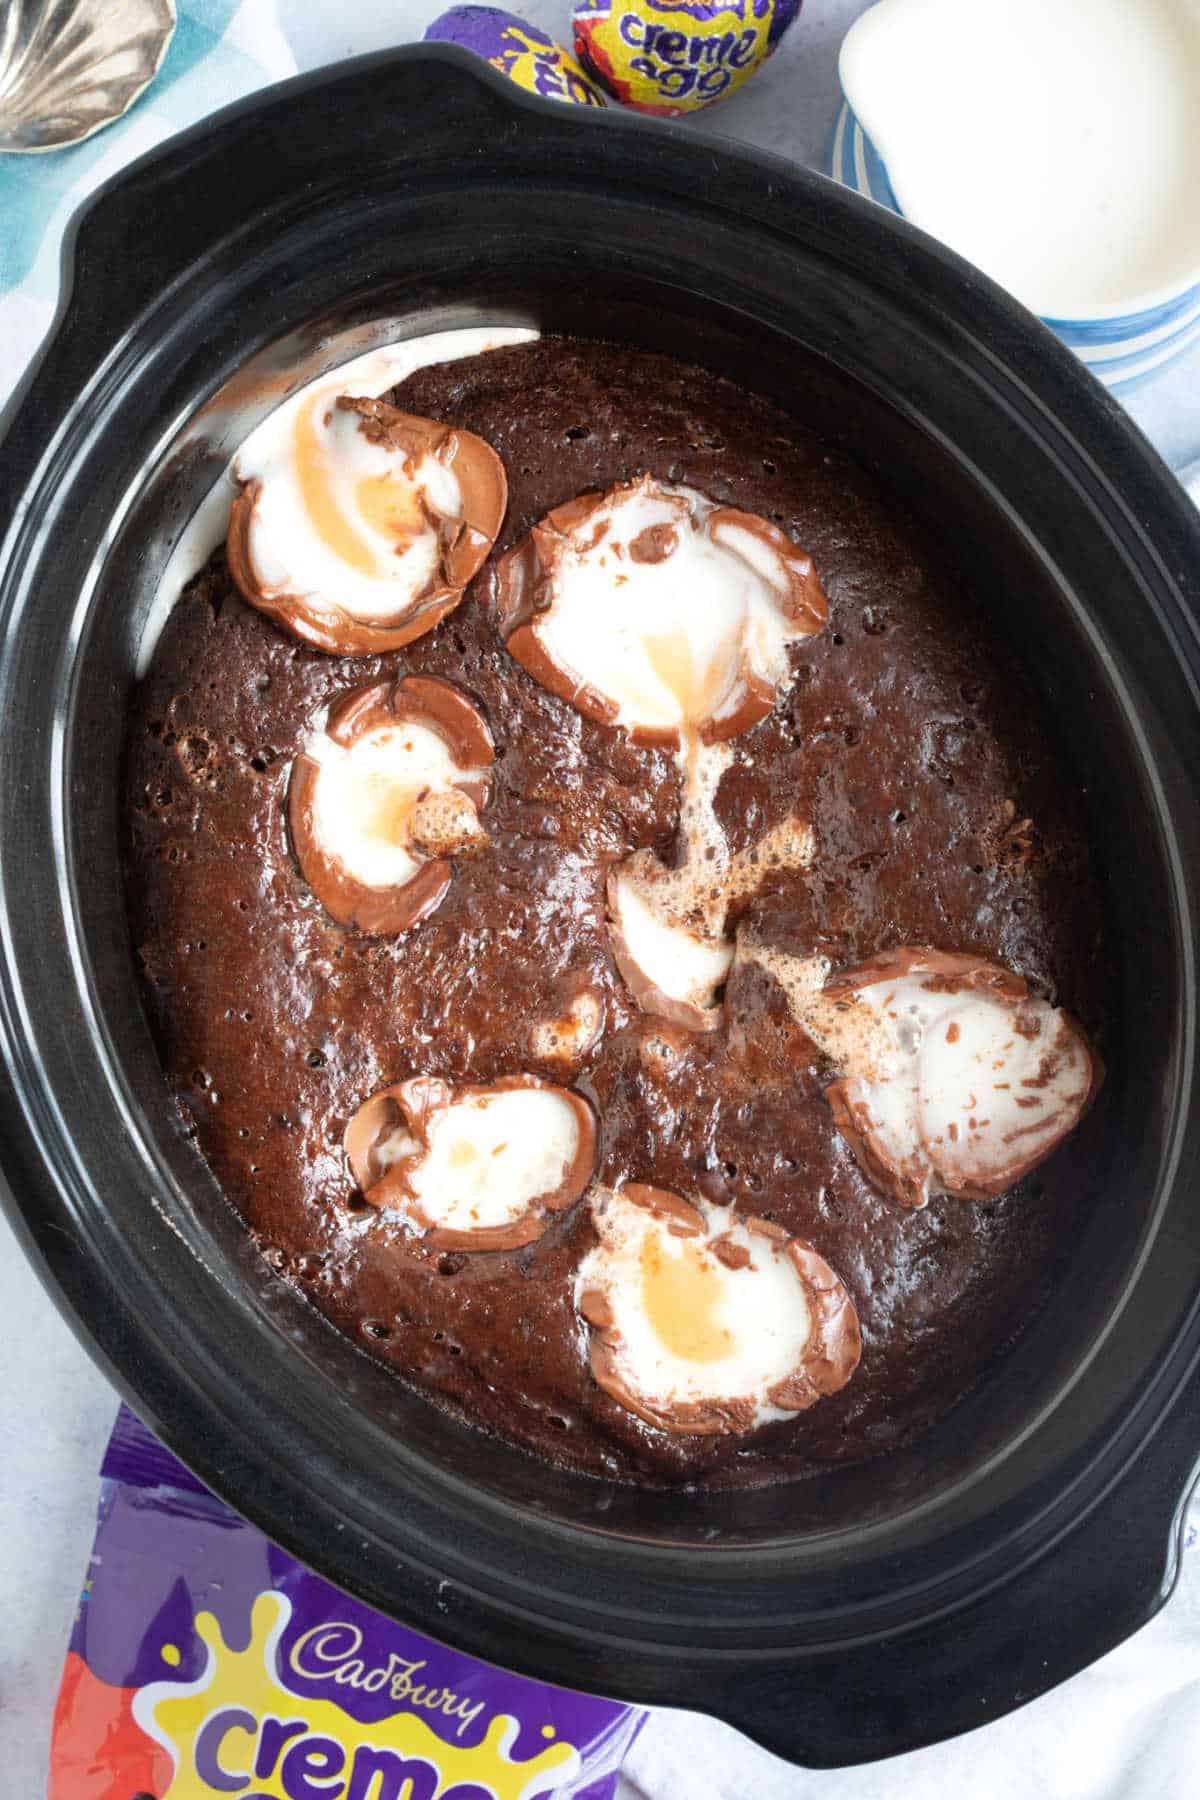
(695, 1405), (1200, 1765)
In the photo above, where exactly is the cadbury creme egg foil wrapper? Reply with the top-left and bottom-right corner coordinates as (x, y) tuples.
(426, 6), (608, 106)
(574, 0), (802, 115)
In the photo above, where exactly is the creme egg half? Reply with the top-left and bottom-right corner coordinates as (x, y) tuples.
(229, 394), (507, 655)
(288, 676), (494, 936)
(345, 1074), (597, 1251)
(577, 1184), (860, 1435)
(738, 941), (1102, 1207)
(493, 475), (827, 745)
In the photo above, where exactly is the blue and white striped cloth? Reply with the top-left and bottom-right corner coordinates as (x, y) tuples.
(0, 0), (296, 399)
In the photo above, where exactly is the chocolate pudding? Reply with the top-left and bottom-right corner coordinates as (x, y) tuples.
(124, 336), (1104, 1486)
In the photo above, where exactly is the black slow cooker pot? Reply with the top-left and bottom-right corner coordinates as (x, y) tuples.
(2, 48), (1200, 1770)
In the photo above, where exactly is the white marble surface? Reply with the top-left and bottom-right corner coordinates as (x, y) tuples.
(2, 3), (1200, 1796)
(0, 1220), (117, 1789)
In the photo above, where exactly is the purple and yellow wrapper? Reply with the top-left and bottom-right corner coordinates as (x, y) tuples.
(49, 1405), (644, 1799)
(426, 7), (608, 108)
(573, 0), (801, 115)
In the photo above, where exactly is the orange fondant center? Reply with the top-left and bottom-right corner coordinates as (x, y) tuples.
(639, 1232), (734, 1363)
(294, 401), (425, 576)
(360, 770), (423, 847)
(643, 625), (730, 726)
(356, 468), (425, 549)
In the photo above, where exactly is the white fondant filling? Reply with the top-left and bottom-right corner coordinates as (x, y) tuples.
(608, 741), (815, 1024)
(611, 873), (733, 1010)
(917, 998), (1089, 1186)
(394, 1088), (582, 1233)
(307, 720), (468, 890)
(534, 483), (795, 734)
(530, 990), (603, 1061)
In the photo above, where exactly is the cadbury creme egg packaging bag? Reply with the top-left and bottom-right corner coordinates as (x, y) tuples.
(49, 1406), (644, 1799)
